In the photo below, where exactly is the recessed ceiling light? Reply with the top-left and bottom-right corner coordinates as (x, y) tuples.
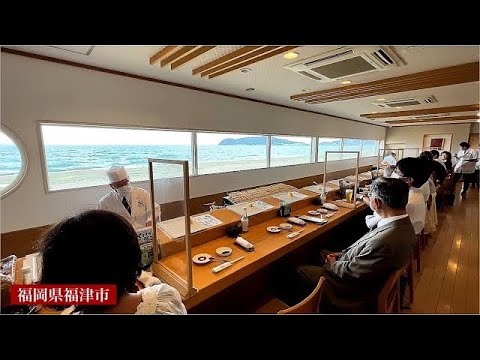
(240, 68), (252, 73)
(395, 107), (402, 109)
(283, 52), (299, 60)
(377, 98), (386, 101)
(341, 80), (352, 85)
(246, 88), (255, 92)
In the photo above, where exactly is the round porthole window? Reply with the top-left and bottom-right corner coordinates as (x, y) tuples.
(0, 125), (27, 199)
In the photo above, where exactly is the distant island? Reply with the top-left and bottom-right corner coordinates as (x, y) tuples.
(219, 136), (304, 145)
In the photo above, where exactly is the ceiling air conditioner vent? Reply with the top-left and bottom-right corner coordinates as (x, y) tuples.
(373, 95), (438, 108)
(424, 95), (437, 104)
(298, 71), (324, 81)
(372, 49), (395, 65)
(304, 49), (354, 67)
(284, 46), (405, 83)
(411, 113), (451, 120)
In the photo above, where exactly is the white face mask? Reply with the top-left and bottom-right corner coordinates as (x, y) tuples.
(116, 184), (132, 198)
(390, 172), (400, 179)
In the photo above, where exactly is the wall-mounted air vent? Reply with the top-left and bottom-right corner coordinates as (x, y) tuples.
(284, 46), (406, 83)
(373, 95), (438, 108)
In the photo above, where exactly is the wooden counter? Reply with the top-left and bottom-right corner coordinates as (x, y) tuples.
(152, 191), (366, 310)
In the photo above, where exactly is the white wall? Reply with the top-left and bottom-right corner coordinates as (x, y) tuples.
(1, 53), (385, 232)
(386, 124), (471, 153)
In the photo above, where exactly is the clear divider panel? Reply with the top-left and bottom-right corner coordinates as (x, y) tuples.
(148, 159), (195, 298)
(404, 148), (420, 157)
(323, 151), (361, 209)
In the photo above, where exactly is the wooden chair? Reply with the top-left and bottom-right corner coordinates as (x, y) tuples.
(377, 258), (414, 313)
(278, 276), (327, 314)
(414, 232), (422, 272)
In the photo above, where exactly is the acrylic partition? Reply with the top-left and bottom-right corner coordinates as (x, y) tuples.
(403, 148), (421, 158)
(323, 151), (360, 209)
(148, 159), (196, 298)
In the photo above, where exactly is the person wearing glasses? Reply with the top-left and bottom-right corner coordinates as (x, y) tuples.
(363, 157), (429, 236)
(99, 165), (159, 230)
(296, 178), (415, 313)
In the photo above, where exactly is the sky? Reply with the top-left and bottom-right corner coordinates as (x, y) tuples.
(41, 125), (192, 145)
(0, 132), (14, 145)
(1, 125), (345, 146)
(37, 125), (317, 146)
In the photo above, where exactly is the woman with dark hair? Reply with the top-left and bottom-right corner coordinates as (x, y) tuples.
(38, 209), (186, 314)
(441, 151), (453, 173)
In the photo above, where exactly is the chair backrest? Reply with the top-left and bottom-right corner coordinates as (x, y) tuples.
(278, 276), (327, 314)
(377, 258), (411, 313)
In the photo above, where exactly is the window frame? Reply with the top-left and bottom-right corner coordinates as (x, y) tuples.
(1, 124), (28, 199)
(196, 131), (269, 175)
(317, 137), (344, 162)
(269, 134), (314, 168)
(36, 121), (384, 193)
(37, 121), (194, 193)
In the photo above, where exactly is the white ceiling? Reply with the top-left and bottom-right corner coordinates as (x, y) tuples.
(3, 45), (479, 127)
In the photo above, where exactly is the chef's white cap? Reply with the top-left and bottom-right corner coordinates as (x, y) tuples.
(107, 165), (128, 183)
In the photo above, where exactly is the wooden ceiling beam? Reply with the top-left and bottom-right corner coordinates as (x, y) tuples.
(201, 46), (280, 77)
(192, 46), (262, 75)
(149, 46), (178, 65)
(160, 46), (197, 67)
(209, 46), (298, 79)
(387, 115), (479, 125)
(291, 62), (479, 104)
(361, 104), (480, 119)
(170, 46), (216, 70)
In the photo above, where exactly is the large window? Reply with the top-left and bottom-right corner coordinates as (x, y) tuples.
(270, 136), (312, 167)
(0, 126), (27, 197)
(197, 133), (267, 175)
(342, 138), (362, 159)
(318, 138), (342, 162)
(40, 124), (192, 191)
(361, 139), (379, 157)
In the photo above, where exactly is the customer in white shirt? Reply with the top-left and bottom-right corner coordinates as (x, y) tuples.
(452, 142), (478, 195)
(364, 157), (428, 235)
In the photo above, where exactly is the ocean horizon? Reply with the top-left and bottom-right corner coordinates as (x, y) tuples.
(1, 141), (377, 190)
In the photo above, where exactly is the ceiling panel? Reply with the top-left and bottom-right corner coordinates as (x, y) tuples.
(3, 45), (479, 127)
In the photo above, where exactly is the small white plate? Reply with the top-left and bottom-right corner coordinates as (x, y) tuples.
(267, 226), (281, 233)
(215, 247), (232, 257)
(193, 253), (212, 265)
(279, 223), (293, 230)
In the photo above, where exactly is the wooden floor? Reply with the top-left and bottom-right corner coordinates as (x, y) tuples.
(405, 185), (479, 314)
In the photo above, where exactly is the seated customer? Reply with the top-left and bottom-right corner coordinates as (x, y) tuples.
(38, 209), (187, 314)
(298, 178), (415, 313)
(419, 151), (447, 185)
(365, 157), (428, 235)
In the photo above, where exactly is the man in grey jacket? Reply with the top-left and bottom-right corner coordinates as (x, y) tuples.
(298, 177), (415, 313)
